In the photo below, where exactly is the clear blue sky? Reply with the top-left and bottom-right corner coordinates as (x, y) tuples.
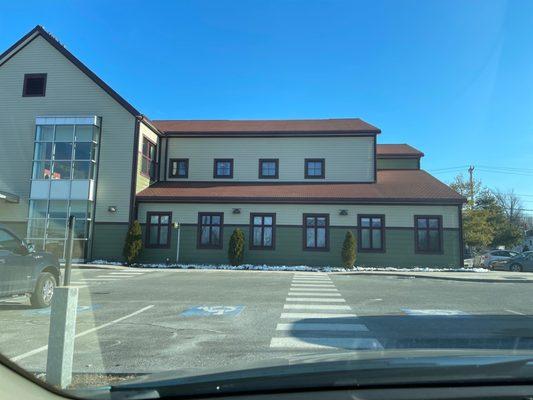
(1, 0), (532, 211)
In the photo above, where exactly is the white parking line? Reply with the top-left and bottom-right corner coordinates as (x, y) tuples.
(287, 292), (341, 296)
(276, 323), (368, 331)
(280, 312), (357, 319)
(80, 278), (120, 281)
(11, 305), (155, 362)
(286, 297), (346, 302)
(270, 337), (383, 350)
(284, 304), (352, 310)
(505, 309), (526, 315)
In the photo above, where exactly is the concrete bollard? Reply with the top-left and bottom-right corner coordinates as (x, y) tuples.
(46, 286), (79, 388)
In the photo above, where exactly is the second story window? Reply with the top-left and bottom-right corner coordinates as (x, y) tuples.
(305, 158), (325, 179)
(23, 73), (47, 97)
(141, 137), (157, 180)
(213, 159), (233, 178)
(259, 159), (279, 179)
(169, 158), (188, 178)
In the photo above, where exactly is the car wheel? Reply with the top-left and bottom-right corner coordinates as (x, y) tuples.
(30, 272), (56, 308)
(509, 263), (523, 272)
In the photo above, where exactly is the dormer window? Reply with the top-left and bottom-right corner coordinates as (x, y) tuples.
(23, 74), (47, 97)
(305, 158), (325, 179)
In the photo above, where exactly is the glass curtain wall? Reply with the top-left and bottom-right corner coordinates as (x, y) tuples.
(27, 123), (100, 260)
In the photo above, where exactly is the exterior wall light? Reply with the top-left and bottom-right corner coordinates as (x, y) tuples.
(232, 208), (241, 214)
(108, 206), (117, 213)
(339, 209), (348, 216)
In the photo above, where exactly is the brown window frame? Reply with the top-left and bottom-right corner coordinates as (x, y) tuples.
(258, 159), (279, 179)
(358, 214), (385, 253)
(145, 212), (172, 249)
(249, 213), (276, 250)
(213, 159), (234, 179)
(22, 73), (47, 97)
(197, 212), (224, 249)
(303, 213), (329, 251)
(168, 158), (189, 178)
(414, 215), (443, 254)
(140, 136), (157, 180)
(304, 158), (325, 179)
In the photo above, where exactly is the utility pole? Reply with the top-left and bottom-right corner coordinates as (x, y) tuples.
(468, 165), (475, 205)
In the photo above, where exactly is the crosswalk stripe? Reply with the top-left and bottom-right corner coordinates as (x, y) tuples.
(287, 292), (341, 296)
(292, 280), (331, 283)
(276, 323), (368, 332)
(291, 284), (335, 288)
(270, 337), (383, 350)
(289, 288), (338, 292)
(286, 297), (346, 302)
(280, 312), (356, 319)
(284, 304), (352, 310)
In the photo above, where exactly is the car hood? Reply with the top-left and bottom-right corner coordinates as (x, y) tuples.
(74, 349), (533, 399)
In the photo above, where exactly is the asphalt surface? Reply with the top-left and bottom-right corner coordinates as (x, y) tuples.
(1, 269), (533, 377)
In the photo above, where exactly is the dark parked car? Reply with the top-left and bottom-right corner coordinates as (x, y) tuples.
(0, 224), (61, 307)
(494, 251), (533, 272)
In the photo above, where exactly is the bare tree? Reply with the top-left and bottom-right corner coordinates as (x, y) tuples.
(493, 189), (524, 225)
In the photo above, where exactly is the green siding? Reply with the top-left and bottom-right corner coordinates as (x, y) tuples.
(91, 223), (129, 261)
(138, 225), (461, 268)
(377, 158), (418, 170)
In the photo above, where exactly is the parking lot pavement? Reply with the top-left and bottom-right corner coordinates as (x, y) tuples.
(2, 270), (533, 377)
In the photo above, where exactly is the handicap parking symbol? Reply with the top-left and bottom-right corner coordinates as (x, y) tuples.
(180, 305), (244, 317)
(24, 304), (102, 317)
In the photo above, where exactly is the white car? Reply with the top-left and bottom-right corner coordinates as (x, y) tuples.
(479, 250), (520, 269)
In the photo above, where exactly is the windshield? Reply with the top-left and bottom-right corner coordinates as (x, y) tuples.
(1, 1), (533, 398)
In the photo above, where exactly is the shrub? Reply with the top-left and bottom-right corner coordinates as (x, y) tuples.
(341, 231), (356, 268)
(123, 220), (143, 266)
(228, 228), (245, 266)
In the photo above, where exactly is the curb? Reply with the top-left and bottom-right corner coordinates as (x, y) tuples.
(336, 271), (533, 284)
(70, 264), (128, 270)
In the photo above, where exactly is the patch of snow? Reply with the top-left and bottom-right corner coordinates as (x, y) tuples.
(86, 260), (489, 273)
(88, 260), (124, 266)
(353, 266), (490, 273)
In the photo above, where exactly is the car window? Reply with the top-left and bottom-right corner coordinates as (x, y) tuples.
(0, 229), (21, 252)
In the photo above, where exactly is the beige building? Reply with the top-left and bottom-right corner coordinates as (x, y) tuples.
(0, 26), (465, 267)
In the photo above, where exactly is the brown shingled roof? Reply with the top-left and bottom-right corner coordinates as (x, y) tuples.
(136, 170), (464, 204)
(152, 118), (380, 135)
(377, 144), (424, 158)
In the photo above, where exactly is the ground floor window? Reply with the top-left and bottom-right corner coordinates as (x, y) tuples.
(146, 212), (172, 248)
(358, 215), (385, 252)
(303, 214), (329, 250)
(250, 213), (275, 249)
(197, 213), (223, 249)
(415, 215), (442, 253)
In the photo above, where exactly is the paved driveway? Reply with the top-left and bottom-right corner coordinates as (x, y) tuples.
(2, 268), (533, 376)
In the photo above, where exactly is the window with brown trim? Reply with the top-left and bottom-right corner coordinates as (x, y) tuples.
(169, 158), (188, 178)
(198, 212), (223, 249)
(23, 73), (47, 97)
(141, 137), (157, 179)
(213, 159), (233, 178)
(305, 158), (325, 179)
(250, 213), (275, 249)
(358, 215), (385, 252)
(415, 216), (442, 253)
(259, 159), (279, 179)
(303, 214), (329, 251)
(146, 212), (171, 248)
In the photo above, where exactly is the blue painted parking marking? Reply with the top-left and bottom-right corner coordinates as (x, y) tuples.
(24, 304), (102, 317)
(180, 305), (245, 317)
